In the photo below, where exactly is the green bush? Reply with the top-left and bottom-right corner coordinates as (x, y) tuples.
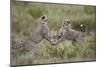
(27, 6), (44, 18)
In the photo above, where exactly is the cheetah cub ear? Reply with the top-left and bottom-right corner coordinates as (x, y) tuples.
(41, 15), (46, 20)
(40, 15), (47, 20)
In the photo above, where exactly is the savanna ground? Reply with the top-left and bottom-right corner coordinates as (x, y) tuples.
(11, 1), (96, 66)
